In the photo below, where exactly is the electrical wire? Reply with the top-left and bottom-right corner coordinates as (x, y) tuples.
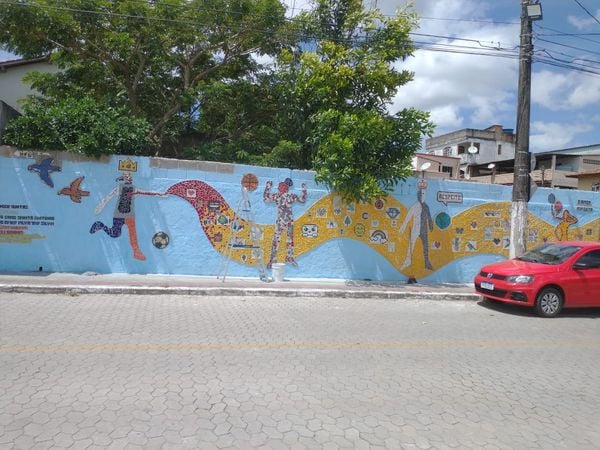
(536, 48), (600, 68)
(2, 0), (600, 77)
(537, 37), (600, 58)
(0, 0), (521, 49)
(535, 24), (600, 46)
(418, 15), (518, 26)
(571, 0), (600, 27)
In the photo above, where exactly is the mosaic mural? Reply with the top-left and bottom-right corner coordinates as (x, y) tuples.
(1, 147), (599, 282)
(160, 178), (600, 279)
(89, 170), (165, 261)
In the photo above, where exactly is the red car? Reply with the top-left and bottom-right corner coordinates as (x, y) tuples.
(474, 241), (600, 317)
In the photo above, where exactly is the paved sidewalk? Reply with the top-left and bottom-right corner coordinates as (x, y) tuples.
(0, 272), (479, 300)
(2, 292), (598, 449)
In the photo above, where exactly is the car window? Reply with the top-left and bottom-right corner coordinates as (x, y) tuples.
(518, 243), (582, 265)
(574, 250), (600, 269)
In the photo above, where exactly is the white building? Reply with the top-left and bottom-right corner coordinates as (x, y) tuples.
(0, 57), (58, 113)
(0, 57), (59, 143)
(425, 124), (516, 178)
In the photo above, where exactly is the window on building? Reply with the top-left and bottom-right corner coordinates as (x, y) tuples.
(497, 144), (502, 155)
(443, 146), (451, 156)
(583, 159), (600, 166)
(592, 183), (600, 192)
(442, 166), (453, 177)
(458, 145), (465, 155)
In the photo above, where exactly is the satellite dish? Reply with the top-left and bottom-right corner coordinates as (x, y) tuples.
(468, 145), (478, 154)
(487, 163), (496, 169)
(420, 162), (432, 171)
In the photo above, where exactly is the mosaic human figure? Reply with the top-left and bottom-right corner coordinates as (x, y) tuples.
(548, 194), (578, 241)
(554, 210), (577, 240)
(264, 178), (307, 267)
(400, 182), (434, 270)
(90, 172), (158, 261)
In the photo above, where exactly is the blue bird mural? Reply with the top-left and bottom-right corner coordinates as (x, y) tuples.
(28, 157), (61, 187)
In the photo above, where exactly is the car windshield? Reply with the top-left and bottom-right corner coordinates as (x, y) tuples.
(516, 243), (582, 265)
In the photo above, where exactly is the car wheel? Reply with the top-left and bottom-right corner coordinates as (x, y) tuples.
(535, 287), (563, 318)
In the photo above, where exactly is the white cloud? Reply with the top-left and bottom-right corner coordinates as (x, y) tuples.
(530, 121), (594, 151)
(427, 105), (463, 128)
(532, 70), (600, 110)
(390, 0), (519, 133)
(280, 0), (599, 149)
(567, 11), (600, 30)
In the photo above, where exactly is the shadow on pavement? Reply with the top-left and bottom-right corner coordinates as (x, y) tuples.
(478, 298), (600, 319)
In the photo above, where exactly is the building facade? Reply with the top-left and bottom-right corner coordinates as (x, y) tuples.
(425, 125), (516, 179)
(0, 57), (58, 113)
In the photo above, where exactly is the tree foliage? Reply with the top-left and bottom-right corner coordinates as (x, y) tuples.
(312, 108), (433, 202)
(0, 0), (434, 202)
(185, 76), (281, 163)
(3, 96), (150, 156)
(268, 0), (435, 201)
(0, 0), (288, 152)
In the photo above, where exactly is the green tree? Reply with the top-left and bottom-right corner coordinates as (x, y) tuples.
(3, 96), (150, 156)
(0, 0), (288, 155)
(269, 0), (434, 201)
(184, 75), (281, 163)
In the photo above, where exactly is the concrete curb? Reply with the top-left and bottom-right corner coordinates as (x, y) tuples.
(0, 284), (481, 301)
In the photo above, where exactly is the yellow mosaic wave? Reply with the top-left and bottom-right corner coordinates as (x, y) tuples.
(211, 193), (600, 279)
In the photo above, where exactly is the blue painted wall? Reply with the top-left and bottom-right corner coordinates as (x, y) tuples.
(1, 146), (599, 283)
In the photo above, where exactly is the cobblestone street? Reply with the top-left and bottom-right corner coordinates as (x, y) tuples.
(1, 293), (599, 449)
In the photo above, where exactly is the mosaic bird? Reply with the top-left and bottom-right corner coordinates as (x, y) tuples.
(58, 176), (90, 203)
(28, 157), (61, 188)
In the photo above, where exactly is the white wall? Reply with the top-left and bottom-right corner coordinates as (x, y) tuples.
(0, 61), (59, 112)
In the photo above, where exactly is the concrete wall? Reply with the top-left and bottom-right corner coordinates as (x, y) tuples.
(1, 146), (599, 283)
(576, 176), (600, 191)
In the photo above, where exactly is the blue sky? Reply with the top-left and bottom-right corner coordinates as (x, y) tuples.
(286, 0), (600, 152)
(385, 0), (600, 153)
(2, 0), (600, 153)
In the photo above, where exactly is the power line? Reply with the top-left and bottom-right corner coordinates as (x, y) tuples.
(2, 0), (600, 78)
(536, 31), (600, 37)
(414, 43), (518, 58)
(534, 54), (600, 76)
(1, 0), (200, 25)
(535, 47), (600, 68)
(121, 0), (521, 26)
(0, 0), (522, 50)
(2, 0), (593, 59)
(410, 32), (519, 51)
(412, 43), (600, 77)
(418, 15), (518, 26)
(537, 37), (600, 57)
(571, 0), (600, 27)
(535, 24), (600, 46)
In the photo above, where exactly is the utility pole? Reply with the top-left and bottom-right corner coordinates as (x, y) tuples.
(510, 0), (542, 259)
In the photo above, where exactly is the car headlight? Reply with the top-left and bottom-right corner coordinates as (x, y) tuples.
(505, 275), (535, 284)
